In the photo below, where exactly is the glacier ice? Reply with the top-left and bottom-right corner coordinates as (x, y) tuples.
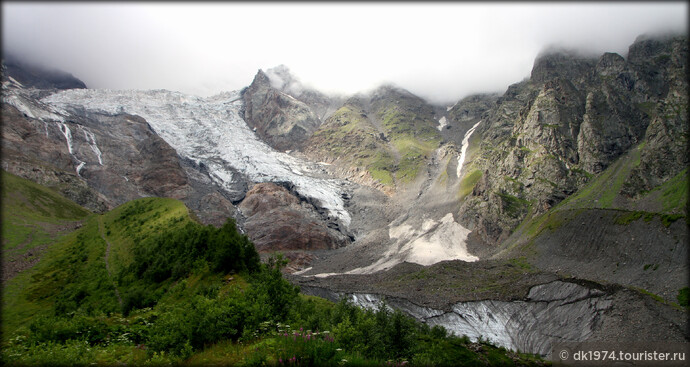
(42, 89), (351, 227)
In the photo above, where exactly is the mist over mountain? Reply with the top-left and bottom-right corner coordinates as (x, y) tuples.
(3, 3), (686, 105)
(1, 21), (688, 365)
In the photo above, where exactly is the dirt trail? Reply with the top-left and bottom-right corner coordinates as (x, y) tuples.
(98, 218), (123, 309)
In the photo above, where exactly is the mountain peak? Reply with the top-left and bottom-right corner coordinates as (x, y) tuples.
(264, 64), (304, 94)
(530, 47), (597, 84)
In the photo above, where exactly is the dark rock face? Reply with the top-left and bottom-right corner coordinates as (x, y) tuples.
(445, 93), (499, 144)
(239, 182), (349, 253)
(1, 103), (108, 212)
(460, 34), (688, 246)
(242, 69), (322, 151)
(623, 35), (689, 195)
(2, 56), (87, 90)
(1, 93), (238, 225)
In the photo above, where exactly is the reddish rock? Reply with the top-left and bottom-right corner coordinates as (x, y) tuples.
(239, 183), (348, 253)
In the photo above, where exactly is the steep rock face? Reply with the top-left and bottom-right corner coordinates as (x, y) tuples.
(238, 182), (350, 253)
(623, 35), (689, 195)
(264, 65), (343, 122)
(459, 34), (688, 246)
(444, 93), (499, 145)
(242, 69), (322, 151)
(1, 87), (238, 225)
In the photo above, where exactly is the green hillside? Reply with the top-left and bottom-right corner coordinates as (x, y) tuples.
(496, 144), (688, 305)
(2, 170), (90, 260)
(2, 181), (544, 365)
(307, 89), (442, 188)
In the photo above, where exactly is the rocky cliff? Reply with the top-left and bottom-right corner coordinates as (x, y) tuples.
(242, 66), (328, 151)
(458, 34), (688, 247)
(1, 69), (238, 225)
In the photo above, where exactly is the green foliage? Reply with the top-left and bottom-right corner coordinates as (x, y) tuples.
(615, 211), (683, 228)
(659, 169), (688, 213)
(678, 287), (689, 307)
(275, 329), (339, 366)
(249, 255), (300, 322)
(497, 192), (530, 217)
(119, 216), (260, 315)
(26, 219), (120, 317)
(2, 192), (544, 366)
(1, 170), (90, 260)
(148, 291), (253, 358)
(459, 169), (482, 199)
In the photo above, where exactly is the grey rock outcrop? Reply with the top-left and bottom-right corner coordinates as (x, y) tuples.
(242, 68), (323, 151)
(459, 34), (688, 246)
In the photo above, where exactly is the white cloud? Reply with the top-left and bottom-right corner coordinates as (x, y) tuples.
(2, 2), (687, 105)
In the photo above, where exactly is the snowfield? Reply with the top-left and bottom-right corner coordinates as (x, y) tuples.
(41, 89), (351, 227)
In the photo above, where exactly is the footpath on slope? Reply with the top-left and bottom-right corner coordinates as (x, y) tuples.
(98, 217), (123, 310)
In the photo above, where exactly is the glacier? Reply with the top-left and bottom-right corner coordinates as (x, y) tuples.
(41, 89), (351, 227)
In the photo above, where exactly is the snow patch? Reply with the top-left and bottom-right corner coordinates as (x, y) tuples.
(457, 120), (482, 178)
(4, 93), (65, 122)
(8, 76), (24, 88)
(437, 116), (448, 131)
(313, 213), (478, 277)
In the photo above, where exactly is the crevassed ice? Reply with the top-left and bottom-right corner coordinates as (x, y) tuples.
(42, 89), (351, 227)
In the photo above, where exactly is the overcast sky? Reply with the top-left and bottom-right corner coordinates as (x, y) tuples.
(2, 2), (687, 105)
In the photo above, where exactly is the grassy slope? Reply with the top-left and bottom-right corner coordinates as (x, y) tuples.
(375, 103), (442, 184)
(1, 170), (93, 334)
(504, 141), (687, 245)
(1, 195), (194, 336)
(496, 142), (687, 304)
(311, 104), (397, 185)
(310, 97), (442, 188)
(1, 170), (90, 257)
(2, 178), (545, 365)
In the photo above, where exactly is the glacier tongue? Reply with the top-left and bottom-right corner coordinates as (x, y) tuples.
(42, 89), (351, 227)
